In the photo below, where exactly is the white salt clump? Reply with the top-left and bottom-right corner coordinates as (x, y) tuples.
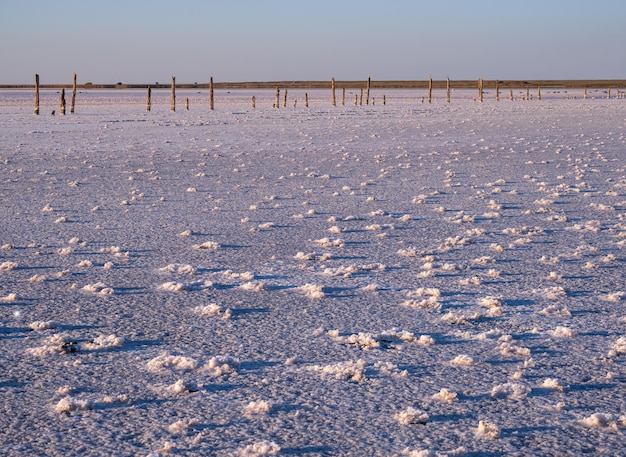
(168, 379), (199, 393)
(401, 297), (441, 310)
(194, 303), (231, 319)
(57, 247), (73, 256)
(179, 229), (193, 237)
(608, 337), (626, 357)
(397, 247), (418, 257)
(76, 260), (93, 268)
(394, 407), (429, 425)
(337, 332), (380, 350)
(169, 418), (198, 434)
(239, 281), (266, 292)
(192, 241), (220, 250)
(299, 283), (325, 299)
(478, 296), (501, 308)
(1, 293), (17, 302)
(450, 355), (474, 366)
(147, 354), (198, 372)
(541, 378), (565, 392)
(103, 262), (114, 270)
(579, 413), (626, 429)
(407, 287), (441, 298)
(0, 261), (19, 271)
(158, 279), (212, 292)
(491, 382), (531, 400)
(475, 420), (500, 439)
(314, 237), (345, 248)
(82, 282), (114, 296)
(539, 305), (571, 317)
(55, 397), (93, 414)
(243, 400), (273, 416)
(28, 321), (60, 331)
(159, 263), (197, 275)
(82, 334), (124, 350)
(546, 271), (563, 280)
(41, 204), (53, 212)
(602, 292), (624, 302)
(541, 287), (567, 299)
(238, 441), (281, 456)
(313, 359), (367, 382)
(548, 326), (576, 338)
(432, 388), (457, 403)
(498, 342), (531, 357)
(204, 356), (239, 376)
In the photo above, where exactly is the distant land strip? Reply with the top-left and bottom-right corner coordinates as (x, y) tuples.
(1, 80), (625, 90)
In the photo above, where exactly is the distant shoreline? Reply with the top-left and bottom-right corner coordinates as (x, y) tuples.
(1, 79), (625, 90)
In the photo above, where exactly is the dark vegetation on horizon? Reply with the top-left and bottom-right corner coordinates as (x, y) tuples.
(2, 79), (625, 90)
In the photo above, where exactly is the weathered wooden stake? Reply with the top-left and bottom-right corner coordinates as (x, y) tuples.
(608, 87), (611, 99)
(34, 74), (40, 115)
(170, 77), (176, 111)
(584, 86), (588, 99)
(185, 97), (189, 111)
(293, 99), (297, 109)
(354, 94), (358, 105)
(331, 77), (336, 106)
(146, 87), (152, 111)
(383, 95), (386, 105)
(305, 93), (309, 107)
(359, 88), (363, 106)
(283, 88), (288, 108)
(537, 86), (541, 101)
(209, 77), (214, 110)
(495, 80), (499, 101)
(60, 89), (66, 115)
(526, 87), (530, 100)
(428, 76), (433, 103)
(478, 78), (483, 102)
(510, 89), (513, 101)
(70, 73), (77, 113)
(341, 87), (345, 106)
(366, 76), (371, 105)
(252, 95), (256, 108)
(446, 77), (451, 103)
(275, 87), (280, 108)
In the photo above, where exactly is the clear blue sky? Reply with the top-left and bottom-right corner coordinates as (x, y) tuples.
(1, 0), (625, 84)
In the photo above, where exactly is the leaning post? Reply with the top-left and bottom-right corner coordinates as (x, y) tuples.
(70, 73), (77, 113)
(34, 74), (40, 115)
(170, 77), (176, 111)
(331, 77), (336, 106)
(60, 89), (66, 115)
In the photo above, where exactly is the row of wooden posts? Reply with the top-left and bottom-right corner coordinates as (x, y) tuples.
(33, 74), (622, 115)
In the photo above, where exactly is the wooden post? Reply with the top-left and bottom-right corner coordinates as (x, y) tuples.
(305, 92), (308, 107)
(185, 97), (189, 111)
(446, 77), (451, 103)
(496, 80), (499, 101)
(510, 89), (513, 101)
(366, 76), (371, 105)
(70, 73), (77, 113)
(275, 87), (280, 108)
(383, 95), (386, 105)
(341, 87), (345, 106)
(538, 86), (541, 101)
(359, 88), (363, 106)
(293, 99), (297, 108)
(354, 94), (358, 105)
(283, 88), (287, 107)
(252, 95), (256, 109)
(584, 86), (587, 99)
(608, 87), (611, 99)
(428, 76), (432, 103)
(209, 77), (214, 110)
(34, 74), (40, 115)
(146, 87), (152, 111)
(478, 78), (483, 102)
(60, 88), (66, 115)
(170, 77), (175, 111)
(526, 87), (530, 100)
(331, 77), (336, 106)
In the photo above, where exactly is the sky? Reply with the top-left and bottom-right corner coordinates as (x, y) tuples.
(1, 0), (625, 84)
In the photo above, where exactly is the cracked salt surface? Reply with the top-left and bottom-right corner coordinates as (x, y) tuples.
(1, 89), (625, 456)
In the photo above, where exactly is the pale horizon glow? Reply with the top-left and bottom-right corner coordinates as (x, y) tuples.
(1, 0), (625, 84)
